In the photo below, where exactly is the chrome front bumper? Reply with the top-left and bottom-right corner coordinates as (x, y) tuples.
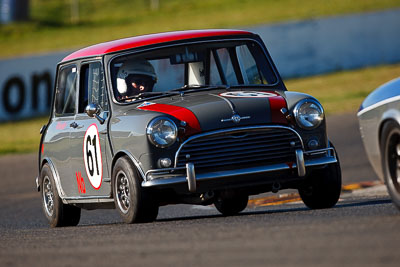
(142, 148), (337, 192)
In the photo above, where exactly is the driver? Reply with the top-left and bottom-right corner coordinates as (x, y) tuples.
(116, 60), (157, 101)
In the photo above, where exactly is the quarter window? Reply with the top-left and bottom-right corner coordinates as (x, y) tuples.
(55, 65), (77, 116)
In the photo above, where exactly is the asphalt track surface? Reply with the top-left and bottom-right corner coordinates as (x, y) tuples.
(1, 113), (399, 267)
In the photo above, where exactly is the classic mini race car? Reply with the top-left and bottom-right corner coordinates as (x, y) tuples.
(358, 77), (400, 210)
(37, 29), (341, 227)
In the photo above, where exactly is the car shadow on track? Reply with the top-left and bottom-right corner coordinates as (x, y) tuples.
(335, 198), (392, 208)
(155, 198), (393, 223)
(36, 198), (393, 228)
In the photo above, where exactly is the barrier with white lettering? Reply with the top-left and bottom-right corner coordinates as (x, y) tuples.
(0, 52), (68, 122)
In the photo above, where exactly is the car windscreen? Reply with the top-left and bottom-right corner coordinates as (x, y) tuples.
(110, 40), (277, 102)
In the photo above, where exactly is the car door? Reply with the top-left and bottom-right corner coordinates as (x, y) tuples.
(69, 61), (111, 197)
(45, 64), (78, 197)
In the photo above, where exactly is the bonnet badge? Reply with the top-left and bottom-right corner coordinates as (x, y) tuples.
(221, 114), (251, 124)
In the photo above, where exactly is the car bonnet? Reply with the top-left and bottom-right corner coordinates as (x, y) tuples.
(134, 89), (288, 136)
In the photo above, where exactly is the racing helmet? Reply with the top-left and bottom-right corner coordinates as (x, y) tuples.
(116, 60), (157, 95)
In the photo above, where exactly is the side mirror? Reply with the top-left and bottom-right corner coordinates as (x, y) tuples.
(85, 103), (105, 124)
(85, 103), (100, 118)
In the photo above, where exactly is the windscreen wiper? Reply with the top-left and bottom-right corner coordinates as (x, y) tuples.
(124, 91), (180, 101)
(123, 85), (230, 102)
(171, 85), (230, 94)
(227, 84), (274, 89)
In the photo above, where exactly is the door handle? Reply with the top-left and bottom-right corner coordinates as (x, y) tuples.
(70, 122), (78, 128)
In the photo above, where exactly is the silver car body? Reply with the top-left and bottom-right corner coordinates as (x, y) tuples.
(357, 77), (400, 180)
(37, 30), (339, 210)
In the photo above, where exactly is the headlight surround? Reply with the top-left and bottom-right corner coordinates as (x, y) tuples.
(146, 117), (178, 148)
(293, 99), (324, 130)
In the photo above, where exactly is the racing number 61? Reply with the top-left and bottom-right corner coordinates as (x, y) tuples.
(83, 124), (103, 189)
(86, 135), (100, 176)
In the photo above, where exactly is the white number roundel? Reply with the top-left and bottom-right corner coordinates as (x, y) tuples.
(83, 124), (103, 189)
(219, 91), (278, 98)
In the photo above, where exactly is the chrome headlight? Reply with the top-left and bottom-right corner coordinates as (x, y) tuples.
(146, 117), (178, 148)
(293, 99), (324, 130)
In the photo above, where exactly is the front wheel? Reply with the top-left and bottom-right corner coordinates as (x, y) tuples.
(41, 164), (81, 227)
(214, 193), (248, 216)
(298, 150), (342, 209)
(381, 121), (400, 210)
(113, 156), (159, 223)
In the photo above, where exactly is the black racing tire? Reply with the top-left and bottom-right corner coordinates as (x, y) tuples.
(381, 121), (400, 211)
(112, 156), (159, 223)
(298, 146), (342, 209)
(41, 164), (81, 227)
(214, 194), (248, 216)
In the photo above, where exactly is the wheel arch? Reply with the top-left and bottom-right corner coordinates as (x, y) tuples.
(378, 110), (400, 150)
(111, 150), (146, 182)
(39, 157), (67, 202)
(378, 116), (400, 209)
(377, 113), (400, 181)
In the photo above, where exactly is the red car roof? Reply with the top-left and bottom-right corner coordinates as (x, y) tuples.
(62, 29), (253, 62)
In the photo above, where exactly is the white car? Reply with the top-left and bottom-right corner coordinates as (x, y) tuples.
(358, 77), (400, 210)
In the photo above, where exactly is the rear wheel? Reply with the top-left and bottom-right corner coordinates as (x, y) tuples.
(113, 156), (159, 223)
(298, 146), (342, 209)
(381, 121), (400, 210)
(41, 164), (81, 227)
(214, 193), (248, 216)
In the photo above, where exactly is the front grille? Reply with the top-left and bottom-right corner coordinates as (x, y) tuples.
(175, 127), (303, 170)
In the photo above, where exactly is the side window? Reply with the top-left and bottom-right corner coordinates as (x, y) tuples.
(209, 48), (239, 85)
(236, 45), (267, 85)
(215, 48), (238, 84)
(79, 62), (108, 113)
(55, 65), (77, 116)
(209, 52), (223, 85)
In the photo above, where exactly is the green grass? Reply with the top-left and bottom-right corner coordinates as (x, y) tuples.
(1, 63), (399, 156)
(0, 0), (399, 58)
(0, 116), (48, 155)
